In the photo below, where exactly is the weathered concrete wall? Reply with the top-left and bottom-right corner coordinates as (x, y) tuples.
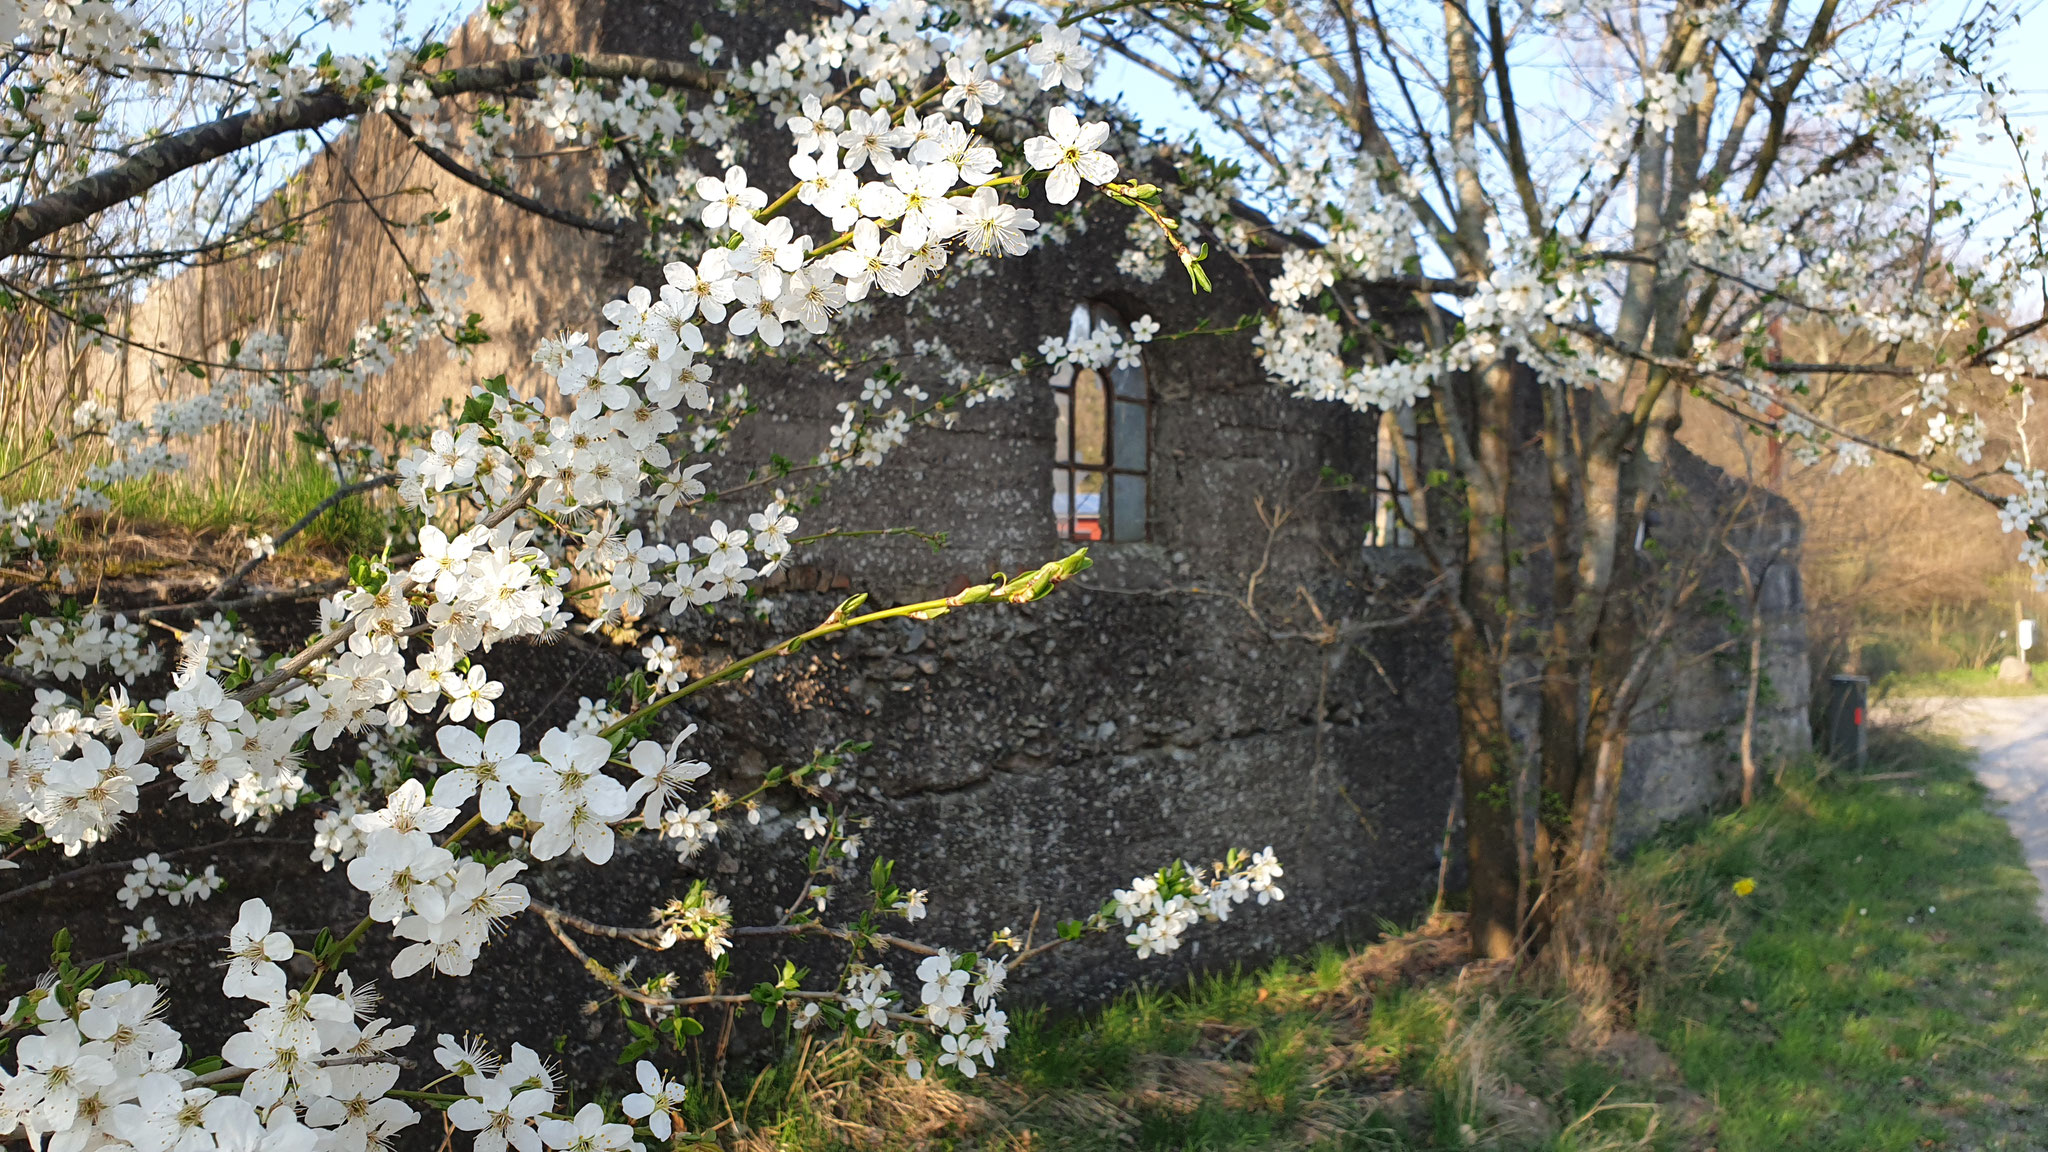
(5, 0), (1472, 1076)
(1472, 375), (1812, 858)
(1612, 447), (1812, 850)
(4, 212), (1467, 1073)
(10, 0), (1809, 1092)
(607, 147), (1465, 1008)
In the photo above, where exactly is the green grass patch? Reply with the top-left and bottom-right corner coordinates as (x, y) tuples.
(686, 731), (2048, 1151)
(98, 453), (387, 557)
(0, 445), (389, 568)
(740, 938), (1677, 1150)
(1876, 665), (2048, 698)
(1629, 732), (2048, 1150)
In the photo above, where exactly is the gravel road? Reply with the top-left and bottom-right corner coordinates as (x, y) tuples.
(1877, 695), (2048, 920)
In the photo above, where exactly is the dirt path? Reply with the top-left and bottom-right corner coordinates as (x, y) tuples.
(1876, 695), (2048, 920)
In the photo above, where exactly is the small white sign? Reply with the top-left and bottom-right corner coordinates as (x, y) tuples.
(2023, 619), (2036, 652)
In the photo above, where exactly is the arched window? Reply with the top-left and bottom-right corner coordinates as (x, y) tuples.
(1051, 302), (1149, 542)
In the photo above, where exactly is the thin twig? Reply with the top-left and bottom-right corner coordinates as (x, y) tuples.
(0, 836), (300, 905)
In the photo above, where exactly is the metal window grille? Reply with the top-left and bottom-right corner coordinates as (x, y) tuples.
(1051, 302), (1149, 542)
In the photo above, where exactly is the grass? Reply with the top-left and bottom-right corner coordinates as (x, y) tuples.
(0, 449), (388, 580)
(1627, 732), (2048, 1150)
(713, 730), (2048, 1151)
(98, 453), (388, 557)
(1876, 665), (2048, 698)
(728, 923), (1683, 1151)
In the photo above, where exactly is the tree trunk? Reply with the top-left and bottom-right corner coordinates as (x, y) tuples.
(1454, 616), (1520, 959)
(1455, 358), (1520, 959)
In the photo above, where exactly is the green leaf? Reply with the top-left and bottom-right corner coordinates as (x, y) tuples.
(1184, 245), (1214, 294)
(458, 392), (496, 428)
(348, 555), (388, 594)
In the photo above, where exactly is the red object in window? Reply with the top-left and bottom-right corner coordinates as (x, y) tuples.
(1853, 706), (1864, 727)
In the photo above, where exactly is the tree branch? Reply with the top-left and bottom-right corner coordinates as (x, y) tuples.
(383, 113), (622, 236)
(0, 836), (300, 906)
(0, 53), (717, 256)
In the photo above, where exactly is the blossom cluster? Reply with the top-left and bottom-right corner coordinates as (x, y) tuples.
(117, 853), (225, 910)
(10, 610), (159, 684)
(2000, 461), (2048, 571)
(542, 76), (1084, 365)
(0, 901), (430, 1152)
(906, 950), (1011, 1078)
(444, 1038), (607, 1152)
(1038, 310), (1160, 374)
(341, 779), (532, 977)
(1079, 0), (2048, 595)
(158, 646), (309, 825)
(0, 5), (1312, 1144)
(2, 725), (158, 858)
(311, 709), (712, 978)
(1110, 849), (1286, 959)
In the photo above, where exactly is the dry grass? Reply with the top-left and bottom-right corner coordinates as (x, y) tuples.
(1680, 375), (2048, 692)
(717, 911), (1703, 1152)
(742, 1056), (1011, 1150)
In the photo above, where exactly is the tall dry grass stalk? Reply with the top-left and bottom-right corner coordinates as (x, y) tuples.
(1540, 860), (1734, 1053)
(733, 1041), (1012, 1151)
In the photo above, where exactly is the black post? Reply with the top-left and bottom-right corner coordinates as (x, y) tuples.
(1825, 674), (1868, 772)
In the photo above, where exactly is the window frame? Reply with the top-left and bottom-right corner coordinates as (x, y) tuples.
(1050, 302), (1151, 543)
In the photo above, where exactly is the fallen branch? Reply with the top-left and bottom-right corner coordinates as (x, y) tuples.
(210, 473), (397, 600)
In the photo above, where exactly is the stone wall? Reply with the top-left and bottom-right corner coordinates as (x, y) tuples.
(582, 150), (1466, 1008)
(5, 0), (1474, 1071)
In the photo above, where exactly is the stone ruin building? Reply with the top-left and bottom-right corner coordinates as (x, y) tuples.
(3, 0), (1809, 1079)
